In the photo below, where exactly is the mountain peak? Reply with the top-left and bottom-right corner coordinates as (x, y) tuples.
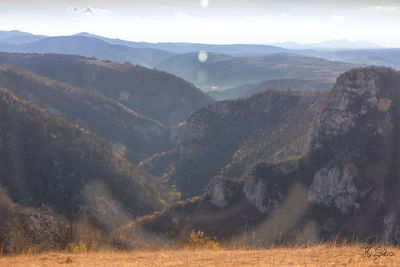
(314, 66), (396, 140)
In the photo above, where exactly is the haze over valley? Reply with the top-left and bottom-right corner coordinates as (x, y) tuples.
(1, 1), (400, 265)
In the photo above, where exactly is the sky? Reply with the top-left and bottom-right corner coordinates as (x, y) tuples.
(0, 0), (400, 47)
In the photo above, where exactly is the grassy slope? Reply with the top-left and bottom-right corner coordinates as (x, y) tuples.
(0, 87), (165, 219)
(0, 66), (173, 163)
(0, 53), (215, 126)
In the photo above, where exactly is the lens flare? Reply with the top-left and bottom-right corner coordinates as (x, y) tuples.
(198, 50), (208, 62)
(200, 0), (209, 8)
(197, 69), (208, 82)
(114, 142), (126, 156)
(377, 98), (392, 112)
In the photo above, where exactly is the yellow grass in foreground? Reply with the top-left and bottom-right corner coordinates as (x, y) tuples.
(1, 245), (399, 266)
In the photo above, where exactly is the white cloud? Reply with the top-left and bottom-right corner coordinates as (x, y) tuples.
(66, 7), (109, 15)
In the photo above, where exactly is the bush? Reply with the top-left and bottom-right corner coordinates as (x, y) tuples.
(179, 230), (219, 249)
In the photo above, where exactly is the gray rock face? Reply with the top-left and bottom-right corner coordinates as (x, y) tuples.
(205, 176), (243, 208)
(177, 110), (209, 161)
(204, 67), (400, 243)
(243, 179), (270, 213)
(306, 67), (400, 216)
(169, 122), (186, 144)
(243, 177), (282, 214)
(383, 210), (400, 244)
(308, 165), (359, 214)
(312, 68), (382, 147)
(384, 212), (399, 243)
(129, 67), (400, 245)
(206, 173), (283, 214)
(205, 176), (229, 207)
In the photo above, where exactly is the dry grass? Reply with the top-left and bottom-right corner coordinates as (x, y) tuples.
(1, 245), (400, 266)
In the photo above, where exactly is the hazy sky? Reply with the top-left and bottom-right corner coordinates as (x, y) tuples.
(0, 0), (400, 46)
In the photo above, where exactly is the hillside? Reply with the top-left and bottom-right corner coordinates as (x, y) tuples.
(0, 87), (165, 231)
(209, 78), (335, 100)
(0, 66), (173, 163)
(142, 90), (327, 198)
(0, 36), (174, 67)
(128, 67), (400, 245)
(0, 53), (215, 126)
(0, 188), (69, 253)
(156, 53), (356, 90)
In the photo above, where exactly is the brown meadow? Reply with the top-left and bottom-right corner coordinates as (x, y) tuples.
(1, 245), (400, 267)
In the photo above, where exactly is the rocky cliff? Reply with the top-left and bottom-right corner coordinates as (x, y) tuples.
(129, 67), (400, 244)
(144, 90), (326, 198)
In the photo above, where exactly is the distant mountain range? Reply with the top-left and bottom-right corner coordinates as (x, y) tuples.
(3, 30), (397, 99)
(0, 30), (399, 73)
(0, 35), (174, 67)
(0, 30), (46, 44)
(310, 49), (400, 69)
(156, 53), (356, 90)
(74, 32), (290, 56)
(272, 39), (382, 50)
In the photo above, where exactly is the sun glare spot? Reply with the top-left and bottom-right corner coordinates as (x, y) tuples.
(377, 98), (392, 112)
(198, 50), (208, 62)
(200, 0), (209, 8)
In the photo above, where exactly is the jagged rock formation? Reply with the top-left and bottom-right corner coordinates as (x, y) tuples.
(126, 67), (400, 245)
(143, 90), (326, 198)
(308, 166), (358, 214)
